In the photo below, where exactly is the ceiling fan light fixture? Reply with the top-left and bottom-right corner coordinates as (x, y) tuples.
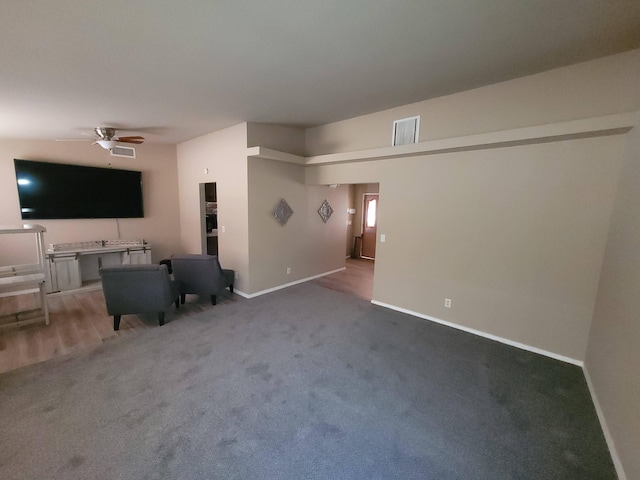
(96, 139), (118, 150)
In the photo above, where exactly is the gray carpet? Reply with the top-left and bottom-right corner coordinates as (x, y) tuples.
(0, 282), (615, 479)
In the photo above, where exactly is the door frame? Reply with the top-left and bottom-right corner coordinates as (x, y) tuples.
(360, 192), (379, 260)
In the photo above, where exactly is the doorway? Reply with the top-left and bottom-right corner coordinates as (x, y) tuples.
(346, 183), (380, 260)
(316, 183), (379, 301)
(200, 182), (218, 255)
(313, 183), (380, 300)
(361, 193), (379, 259)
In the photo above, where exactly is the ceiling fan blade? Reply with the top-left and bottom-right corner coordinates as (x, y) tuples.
(117, 135), (144, 140)
(116, 136), (145, 144)
(55, 138), (95, 142)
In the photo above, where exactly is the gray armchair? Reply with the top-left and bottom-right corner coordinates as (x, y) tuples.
(100, 264), (180, 330)
(170, 254), (234, 305)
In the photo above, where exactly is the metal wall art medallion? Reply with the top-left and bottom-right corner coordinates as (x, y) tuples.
(317, 199), (334, 223)
(273, 198), (294, 226)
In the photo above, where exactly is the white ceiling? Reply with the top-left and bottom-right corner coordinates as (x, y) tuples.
(1, 0), (639, 144)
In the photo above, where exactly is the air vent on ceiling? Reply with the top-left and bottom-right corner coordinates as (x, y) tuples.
(110, 145), (136, 158)
(392, 116), (420, 146)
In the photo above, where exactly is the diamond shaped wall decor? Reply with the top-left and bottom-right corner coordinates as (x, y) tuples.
(318, 199), (334, 223)
(273, 198), (294, 226)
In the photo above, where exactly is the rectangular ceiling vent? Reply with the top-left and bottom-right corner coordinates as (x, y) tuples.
(110, 145), (136, 158)
(392, 116), (420, 146)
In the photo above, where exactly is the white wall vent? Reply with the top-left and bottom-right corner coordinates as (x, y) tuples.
(392, 116), (420, 146)
(110, 145), (136, 158)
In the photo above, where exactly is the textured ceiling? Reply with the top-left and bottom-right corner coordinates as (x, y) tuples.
(1, 0), (639, 144)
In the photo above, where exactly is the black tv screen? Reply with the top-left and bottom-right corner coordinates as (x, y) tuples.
(14, 159), (144, 219)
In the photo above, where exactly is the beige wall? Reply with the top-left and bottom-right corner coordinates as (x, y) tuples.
(247, 157), (347, 293)
(305, 49), (640, 156)
(307, 137), (624, 361)
(586, 126), (640, 480)
(176, 123), (250, 291)
(0, 140), (181, 264)
(177, 122), (348, 295)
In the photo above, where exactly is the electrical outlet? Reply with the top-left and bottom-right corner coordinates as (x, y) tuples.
(221, 225), (226, 233)
(234, 272), (239, 280)
(444, 298), (452, 308)
(380, 234), (386, 243)
(286, 267), (291, 275)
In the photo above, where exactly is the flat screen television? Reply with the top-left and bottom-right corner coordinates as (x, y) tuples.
(14, 159), (144, 219)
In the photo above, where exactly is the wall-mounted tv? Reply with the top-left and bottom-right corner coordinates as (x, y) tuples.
(14, 159), (144, 219)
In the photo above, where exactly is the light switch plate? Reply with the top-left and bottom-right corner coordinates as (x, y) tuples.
(380, 234), (386, 243)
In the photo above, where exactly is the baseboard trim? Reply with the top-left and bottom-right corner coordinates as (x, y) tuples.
(370, 300), (583, 367)
(233, 267), (346, 299)
(583, 366), (627, 480)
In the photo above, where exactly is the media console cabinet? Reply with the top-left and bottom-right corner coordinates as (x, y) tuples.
(45, 239), (152, 293)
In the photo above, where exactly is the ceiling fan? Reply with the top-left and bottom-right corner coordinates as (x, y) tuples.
(57, 127), (145, 150)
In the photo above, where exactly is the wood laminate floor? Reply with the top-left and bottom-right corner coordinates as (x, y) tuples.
(314, 257), (374, 300)
(0, 258), (374, 375)
(0, 289), (217, 375)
